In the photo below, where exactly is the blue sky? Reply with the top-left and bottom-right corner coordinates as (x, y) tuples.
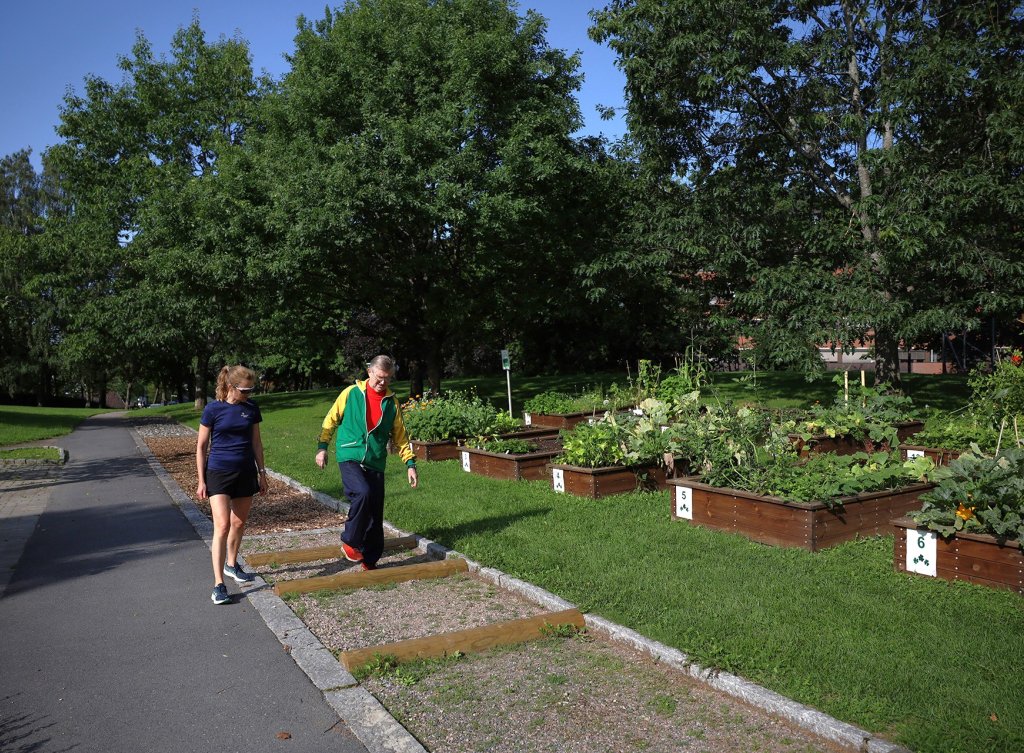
(0, 1), (627, 170)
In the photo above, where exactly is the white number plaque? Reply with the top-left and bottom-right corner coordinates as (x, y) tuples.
(675, 486), (693, 520)
(906, 529), (937, 577)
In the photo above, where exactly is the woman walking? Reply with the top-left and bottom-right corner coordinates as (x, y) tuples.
(196, 365), (267, 604)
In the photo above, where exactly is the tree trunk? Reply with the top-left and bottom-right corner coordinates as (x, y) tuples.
(426, 338), (443, 397)
(408, 359), (425, 400)
(194, 353), (210, 410)
(873, 330), (902, 389)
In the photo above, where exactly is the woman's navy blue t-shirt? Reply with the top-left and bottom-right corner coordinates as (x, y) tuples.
(200, 400), (262, 471)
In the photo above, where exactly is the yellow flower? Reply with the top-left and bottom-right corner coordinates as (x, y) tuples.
(955, 503), (975, 521)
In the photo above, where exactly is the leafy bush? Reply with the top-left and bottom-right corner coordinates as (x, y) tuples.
(523, 387), (631, 415)
(556, 420), (631, 468)
(703, 449), (936, 508)
(910, 410), (1002, 453)
(786, 375), (920, 450)
(401, 392), (509, 442)
(474, 438), (537, 454)
(910, 447), (1024, 540)
(967, 350), (1024, 441)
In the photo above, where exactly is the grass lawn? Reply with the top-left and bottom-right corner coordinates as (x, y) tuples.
(0, 405), (108, 446)
(0, 447), (62, 461)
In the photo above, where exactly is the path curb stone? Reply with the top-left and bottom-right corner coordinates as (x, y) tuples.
(135, 424), (912, 753)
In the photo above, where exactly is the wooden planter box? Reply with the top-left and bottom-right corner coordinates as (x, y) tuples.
(408, 438), (461, 462)
(899, 444), (961, 466)
(788, 420), (925, 457)
(524, 410), (604, 430)
(550, 462), (676, 499)
(893, 517), (1023, 594)
(403, 426), (559, 463)
(668, 477), (934, 552)
(460, 436), (564, 482)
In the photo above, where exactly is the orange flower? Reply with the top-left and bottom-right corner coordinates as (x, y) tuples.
(955, 503), (975, 521)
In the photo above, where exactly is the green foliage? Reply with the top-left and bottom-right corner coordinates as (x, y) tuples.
(911, 448), (1024, 541)
(911, 410), (1003, 454)
(968, 351), (1024, 427)
(523, 386), (631, 415)
(714, 451), (936, 507)
(401, 391), (508, 442)
(788, 375), (920, 450)
(556, 419), (629, 468)
(471, 438), (536, 454)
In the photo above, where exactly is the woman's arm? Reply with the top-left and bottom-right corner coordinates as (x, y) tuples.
(252, 423), (267, 494)
(195, 424), (211, 499)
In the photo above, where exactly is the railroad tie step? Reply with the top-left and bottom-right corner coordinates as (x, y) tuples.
(338, 608), (586, 671)
(247, 535), (418, 567)
(272, 557), (469, 597)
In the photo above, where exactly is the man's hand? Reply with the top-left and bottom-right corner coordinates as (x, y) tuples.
(315, 449), (328, 469)
(408, 466), (418, 488)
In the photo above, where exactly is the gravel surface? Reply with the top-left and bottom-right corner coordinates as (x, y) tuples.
(142, 422), (852, 753)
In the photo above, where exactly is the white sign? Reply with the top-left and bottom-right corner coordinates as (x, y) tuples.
(905, 449), (925, 459)
(500, 349), (510, 370)
(906, 529), (937, 577)
(675, 486), (693, 520)
(461, 451), (471, 473)
(524, 412), (532, 426)
(552, 468), (565, 493)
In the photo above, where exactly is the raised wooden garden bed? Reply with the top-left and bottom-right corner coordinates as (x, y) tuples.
(788, 420), (925, 456)
(668, 477), (934, 552)
(409, 438), (461, 462)
(550, 462), (676, 499)
(404, 426), (559, 463)
(899, 444), (961, 466)
(524, 410), (603, 430)
(461, 436), (563, 482)
(892, 517), (1023, 594)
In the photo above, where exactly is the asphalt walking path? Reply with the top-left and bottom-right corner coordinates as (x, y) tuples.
(0, 413), (370, 753)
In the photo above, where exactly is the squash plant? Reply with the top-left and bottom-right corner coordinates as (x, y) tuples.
(786, 375), (919, 451)
(909, 447), (1024, 540)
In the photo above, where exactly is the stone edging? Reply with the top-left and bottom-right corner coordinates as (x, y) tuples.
(0, 446), (68, 466)
(135, 428), (911, 753)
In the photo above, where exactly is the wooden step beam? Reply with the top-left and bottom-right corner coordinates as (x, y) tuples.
(272, 557), (469, 597)
(338, 608), (586, 671)
(246, 535), (418, 567)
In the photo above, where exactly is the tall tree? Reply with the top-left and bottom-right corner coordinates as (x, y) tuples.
(47, 19), (260, 407)
(0, 149), (58, 401)
(592, 0), (1024, 384)
(255, 0), (590, 394)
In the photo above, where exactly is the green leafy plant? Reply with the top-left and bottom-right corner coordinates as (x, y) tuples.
(787, 375), (920, 451)
(910, 447), (1024, 540)
(401, 391), (508, 441)
(704, 450), (936, 508)
(967, 350), (1024, 445)
(910, 410), (1002, 454)
(523, 386), (632, 415)
(556, 419), (630, 468)
(471, 438), (537, 454)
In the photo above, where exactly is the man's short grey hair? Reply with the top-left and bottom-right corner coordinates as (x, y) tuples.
(367, 355), (395, 374)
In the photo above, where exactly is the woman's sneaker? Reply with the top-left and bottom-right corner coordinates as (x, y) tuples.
(223, 562), (255, 584)
(211, 583), (230, 605)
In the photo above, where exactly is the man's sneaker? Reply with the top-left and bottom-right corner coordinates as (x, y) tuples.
(223, 562), (255, 584)
(360, 561), (377, 571)
(341, 542), (363, 562)
(211, 583), (230, 605)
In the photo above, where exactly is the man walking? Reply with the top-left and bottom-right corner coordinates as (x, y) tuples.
(315, 356), (418, 569)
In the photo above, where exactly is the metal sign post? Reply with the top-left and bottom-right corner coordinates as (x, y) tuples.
(500, 349), (512, 416)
